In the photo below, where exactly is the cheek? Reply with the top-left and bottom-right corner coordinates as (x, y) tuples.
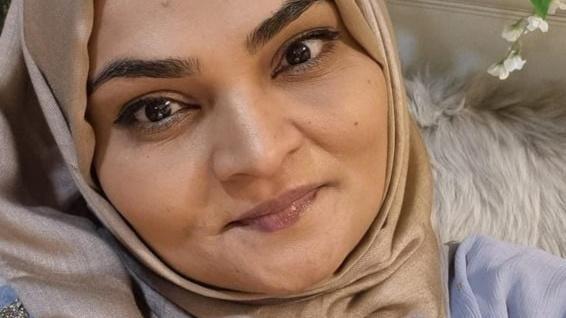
(94, 134), (212, 243)
(290, 61), (388, 167)
(290, 60), (389, 223)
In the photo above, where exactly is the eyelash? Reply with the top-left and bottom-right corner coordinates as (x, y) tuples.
(115, 27), (342, 136)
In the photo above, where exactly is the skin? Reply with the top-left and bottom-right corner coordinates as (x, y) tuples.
(87, 0), (389, 295)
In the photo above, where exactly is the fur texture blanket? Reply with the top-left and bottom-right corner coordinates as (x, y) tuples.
(406, 75), (566, 258)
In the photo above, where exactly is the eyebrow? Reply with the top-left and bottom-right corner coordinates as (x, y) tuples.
(88, 0), (319, 94)
(246, 0), (320, 54)
(87, 58), (200, 94)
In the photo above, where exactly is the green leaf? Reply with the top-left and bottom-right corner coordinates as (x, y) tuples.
(530, 0), (553, 18)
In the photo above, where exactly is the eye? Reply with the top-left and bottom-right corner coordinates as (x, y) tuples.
(114, 95), (199, 136)
(116, 96), (187, 125)
(283, 39), (324, 68)
(133, 98), (180, 123)
(273, 28), (341, 77)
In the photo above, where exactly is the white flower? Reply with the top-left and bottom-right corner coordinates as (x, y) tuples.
(502, 20), (526, 42)
(549, 0), (566, 15)
(526, 15), (549, 33)
(503, 54), (527, 72)
(488, 53), (527, 80)
(488, 63), (510, 80)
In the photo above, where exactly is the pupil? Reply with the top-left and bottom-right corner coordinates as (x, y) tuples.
(145, 101), (172, 122)
(286, 42), (311, 65)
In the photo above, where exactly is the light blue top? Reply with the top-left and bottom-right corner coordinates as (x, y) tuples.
(449, 235), (566, 318)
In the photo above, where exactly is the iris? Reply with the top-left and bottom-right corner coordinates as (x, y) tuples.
(145, 100), (172, 122)
(286, 42), (311, 65)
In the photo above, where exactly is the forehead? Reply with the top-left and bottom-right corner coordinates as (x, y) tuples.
(90, 1), (326, 64)
(89, 0), (336, 74)
(91, 0), (287, 53)
(94, 0), (283, 31)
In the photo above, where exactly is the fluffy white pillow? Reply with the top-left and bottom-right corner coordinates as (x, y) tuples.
(406, 75), (566, 258)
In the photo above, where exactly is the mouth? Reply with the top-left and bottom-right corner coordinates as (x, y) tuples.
(226, 184), (324, 233)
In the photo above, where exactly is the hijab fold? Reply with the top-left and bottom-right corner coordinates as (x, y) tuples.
(0, 0), (446, 316)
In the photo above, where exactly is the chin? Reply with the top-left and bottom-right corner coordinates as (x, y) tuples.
(239, 253), (341, 295)
(251, 270), (332, 296)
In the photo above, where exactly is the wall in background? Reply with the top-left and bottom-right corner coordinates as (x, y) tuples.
(388, 0), (566, 84)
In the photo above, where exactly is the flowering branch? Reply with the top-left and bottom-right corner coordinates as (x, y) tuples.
(488, 0), (566, 80)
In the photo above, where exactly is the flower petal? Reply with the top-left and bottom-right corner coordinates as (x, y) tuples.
(488, 63), (510, 80)
(549, 0), (566, 14)
(527, 16), (549, 32)
(503, 55), (527, 72)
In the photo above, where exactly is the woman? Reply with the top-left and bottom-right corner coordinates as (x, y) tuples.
(0, 0), (564, 317)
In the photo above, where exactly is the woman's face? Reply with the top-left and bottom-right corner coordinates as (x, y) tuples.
(88, 0), (388, 295)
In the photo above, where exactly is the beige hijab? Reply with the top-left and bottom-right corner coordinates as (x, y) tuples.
(0, 0), (446, 317)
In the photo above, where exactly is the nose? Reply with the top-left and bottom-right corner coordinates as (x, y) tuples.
(211, 87), (304, 182)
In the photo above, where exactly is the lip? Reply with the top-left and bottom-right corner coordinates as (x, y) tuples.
(226, 184), (324, 233)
